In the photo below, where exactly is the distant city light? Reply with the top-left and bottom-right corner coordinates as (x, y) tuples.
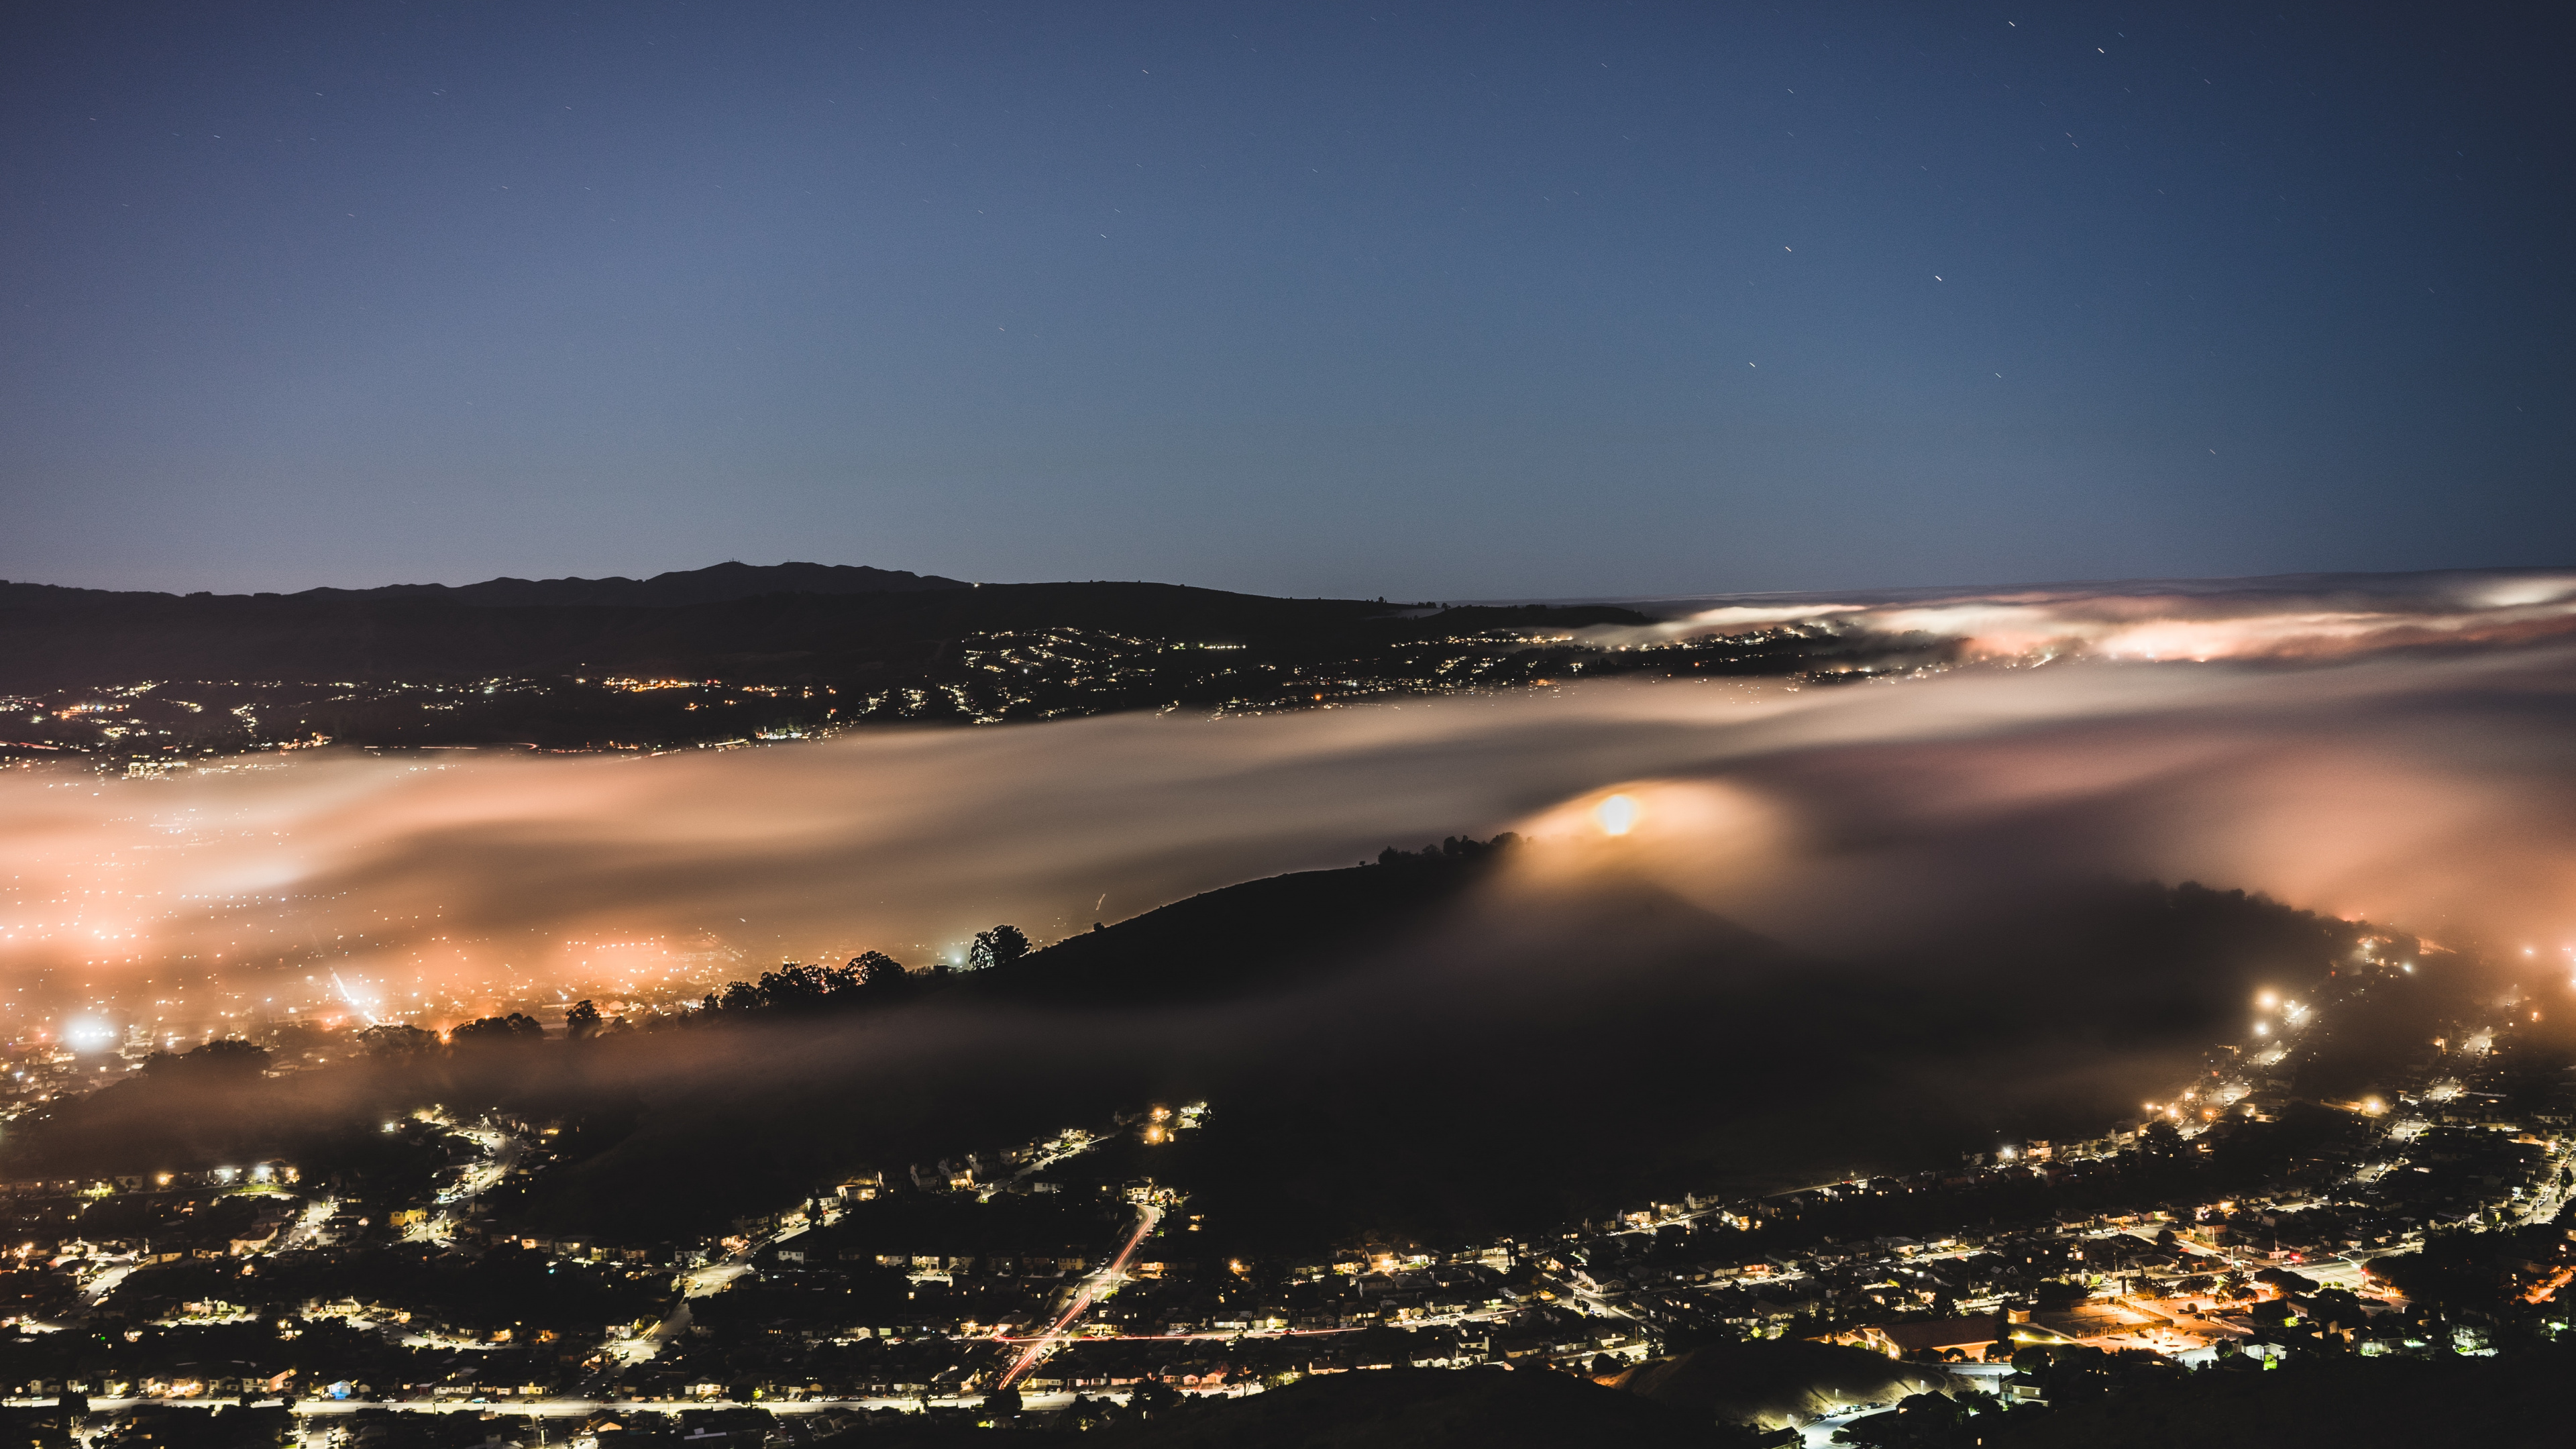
(1595, 794), (1639, 837)
(64, 1017), (117, 1051)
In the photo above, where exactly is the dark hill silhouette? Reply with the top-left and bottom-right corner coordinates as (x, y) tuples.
(0, 579), (1393, 689)
(496, 875), (2363, 1249)
(0, 571), (1660, 692)
(305, 560), (969, 606)
(972, 839), (1516, 1006)
(0, 853), (2392, 1257)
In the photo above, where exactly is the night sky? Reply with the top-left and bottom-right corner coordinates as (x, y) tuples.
(3, 3), (2567, 599)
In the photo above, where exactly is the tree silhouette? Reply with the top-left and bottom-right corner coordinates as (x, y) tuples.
(357, 1024), (439, 1060)
(852, 951), (910, 996)
(450, 1013), (545, 1049)
(141, 1038), (271, 1084)
(970, 924), (1032, 971)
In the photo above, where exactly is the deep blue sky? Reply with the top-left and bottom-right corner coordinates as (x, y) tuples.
(3, 2), (2568, 598)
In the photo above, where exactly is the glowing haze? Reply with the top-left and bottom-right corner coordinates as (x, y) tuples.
(6, 576), (2575, 1041)
(1627, 568), (2576, 662)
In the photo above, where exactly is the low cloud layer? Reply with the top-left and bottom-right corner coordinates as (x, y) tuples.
(5, 598), (2576, 1032)
(1627, 567), (2576, 662)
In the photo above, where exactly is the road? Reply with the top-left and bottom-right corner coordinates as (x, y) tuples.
(13, 1393), (1103, 1419)
(407, 1121), (523, 1245)
(995, 1204), (1163, 1390)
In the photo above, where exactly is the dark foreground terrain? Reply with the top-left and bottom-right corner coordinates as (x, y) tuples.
(2, 835), (2566, 1445)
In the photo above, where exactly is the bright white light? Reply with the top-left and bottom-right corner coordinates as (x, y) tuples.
(64, 1018), (116, 1051)
(1595, 794), (1639, 837)
(2253, 1022), (2269, 1036)
(2256, 991), (2277, 1010)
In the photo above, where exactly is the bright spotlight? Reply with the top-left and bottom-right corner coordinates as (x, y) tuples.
(1595, 794), (1638, 837)
(64, 1018), (117, 1052)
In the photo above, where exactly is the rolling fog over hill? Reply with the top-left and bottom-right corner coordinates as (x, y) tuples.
(9, 0), (2573, 1433)
(7, 578), (2576, 1028)
(0, 853), (2393, 1252)
(3, 570), (2575, 1429)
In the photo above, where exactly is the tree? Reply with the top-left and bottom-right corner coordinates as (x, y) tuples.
(358, 1024), (439, 1059)
(566, 1000), (602, 1040)
(969, 924), (1031, 971)
(1128, 1378), (1179, 1416)
(982, 1386), (1022, 1417)
(1058, 1395), (1115, 1432)
(852, 951), (910, 996)
(450, 1013), (545, 1049)
(757, 963), (839, 1014)
(2141, 1118), (2184, 1157)
(142, 1038), (271, 1084)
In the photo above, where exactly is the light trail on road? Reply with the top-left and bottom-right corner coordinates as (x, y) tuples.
(996, 1205), (1161, 1390)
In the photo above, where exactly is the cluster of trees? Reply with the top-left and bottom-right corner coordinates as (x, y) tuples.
(350, 1014), (547, 1059)
(297, 924), (1046, 1059)
(681, 925), (1032, 1022)
(138, 1039), (270, 1084)
(1374, 832), (1521, 867)
(222, 926), (1044, 1063)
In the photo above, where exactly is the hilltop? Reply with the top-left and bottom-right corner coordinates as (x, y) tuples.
(0, 843), (2385, 1256)
(0, 566), (1774, 762)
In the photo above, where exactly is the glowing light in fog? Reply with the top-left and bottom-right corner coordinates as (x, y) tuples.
(65, 1018), (116, 1051)
(1595, 794), (1638, 837)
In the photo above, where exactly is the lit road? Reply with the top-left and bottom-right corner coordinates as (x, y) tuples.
(9, 1393), (1105, 1419)
(598, 1221), (790, 1382)
(276, 1198), (339, 1252)
(996, 1204), (1163, 1390)
(979, 1130), (1102, 1203)
(78, 1263), (138, 1307)
(407, 1121), (523, 1244)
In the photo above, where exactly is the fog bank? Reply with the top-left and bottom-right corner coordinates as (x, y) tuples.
(5, 629), (2574, 1028)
